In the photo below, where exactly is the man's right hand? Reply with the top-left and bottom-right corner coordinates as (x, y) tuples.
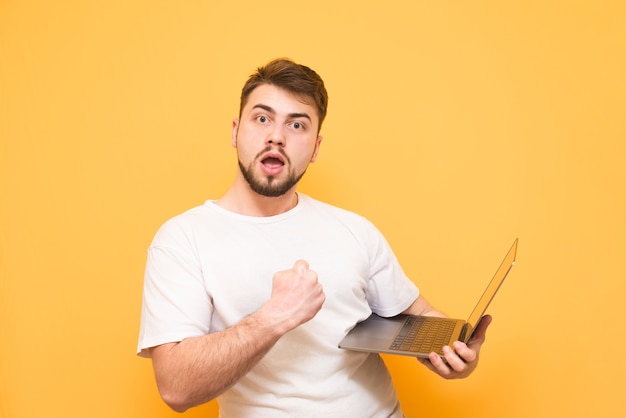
(262, 259), (326, 333)
(150, 260), (325, 412)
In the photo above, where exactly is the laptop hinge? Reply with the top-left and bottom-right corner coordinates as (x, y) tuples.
(459, 323), (471, 342)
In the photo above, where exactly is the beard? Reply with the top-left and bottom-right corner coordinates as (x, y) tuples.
(238, 153), (307, 197)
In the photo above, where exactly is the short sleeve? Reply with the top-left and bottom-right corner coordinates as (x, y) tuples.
(136, 219), (213, 357)
(363, 222), (419, 317)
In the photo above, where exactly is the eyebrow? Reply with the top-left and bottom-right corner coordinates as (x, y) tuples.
(252, 104), (312, 122)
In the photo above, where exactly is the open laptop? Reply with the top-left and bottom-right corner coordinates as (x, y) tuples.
(339, 238), (518, 359)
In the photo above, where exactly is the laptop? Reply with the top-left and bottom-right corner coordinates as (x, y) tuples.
(339, 238), (518, 359)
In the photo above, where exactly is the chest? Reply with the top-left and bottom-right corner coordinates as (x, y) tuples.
(193, 215), (372, 330)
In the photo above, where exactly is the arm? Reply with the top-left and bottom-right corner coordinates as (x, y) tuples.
(402, 295), (492, 379)
(401, 294), (447, 317)
(150, 260), (325, 412)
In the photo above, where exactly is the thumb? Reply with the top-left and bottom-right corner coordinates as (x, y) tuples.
(469, 315), (492, 347)
(293, 259), (310, 274)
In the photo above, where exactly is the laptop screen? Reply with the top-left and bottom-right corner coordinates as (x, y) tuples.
(464, 239), (518, 341)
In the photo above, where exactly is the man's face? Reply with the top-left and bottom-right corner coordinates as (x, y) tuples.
(232, 84), (323, 197)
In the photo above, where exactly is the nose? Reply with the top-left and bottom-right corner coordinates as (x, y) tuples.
(266, 125), (286, 147)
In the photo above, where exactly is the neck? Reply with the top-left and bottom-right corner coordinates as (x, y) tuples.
(216, 179), (299, 217)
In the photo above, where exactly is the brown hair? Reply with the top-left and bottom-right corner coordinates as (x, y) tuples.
(239, 58), (328, 131)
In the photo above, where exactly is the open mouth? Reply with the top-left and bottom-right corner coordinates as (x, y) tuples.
(260, 150), (286, 169)
(261, 156), (284, 168)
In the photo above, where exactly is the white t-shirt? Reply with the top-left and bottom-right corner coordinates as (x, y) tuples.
(137, 194), (419, 417)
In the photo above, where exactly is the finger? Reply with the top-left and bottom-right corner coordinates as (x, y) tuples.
(474, 314), (492, 337)
(452, 341), (477, 364)
(468, 315), (492, 347)
(443, 345), (470, 372)
(293, 259), (310, 274)
(427, 351), (452, 377)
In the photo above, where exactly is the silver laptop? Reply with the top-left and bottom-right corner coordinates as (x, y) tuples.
(339, 238), (518, 359)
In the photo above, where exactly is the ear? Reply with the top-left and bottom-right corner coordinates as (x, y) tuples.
(309, 135), (323, 163)
(231, 118), (239, 148)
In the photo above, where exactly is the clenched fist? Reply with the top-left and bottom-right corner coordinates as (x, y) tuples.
(262, 260), (326, 334)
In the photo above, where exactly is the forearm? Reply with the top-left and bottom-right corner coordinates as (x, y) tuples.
(401, 294), (447, 318)
(150, 260), (325, 412)
(151, 307), (286, 412)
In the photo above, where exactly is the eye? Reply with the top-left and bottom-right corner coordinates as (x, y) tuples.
(257, 115), (268, 123)
(291, 121), (306, 130)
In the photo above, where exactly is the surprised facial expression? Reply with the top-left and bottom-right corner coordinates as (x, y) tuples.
(232, 84), (323, 197)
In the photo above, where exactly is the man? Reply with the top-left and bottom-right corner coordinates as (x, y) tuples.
(137, 58), (492, 417)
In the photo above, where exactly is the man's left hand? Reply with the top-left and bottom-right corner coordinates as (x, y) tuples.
(417, 314), (492, 379)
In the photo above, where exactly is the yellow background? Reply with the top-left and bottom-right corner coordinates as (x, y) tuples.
(1, 1), (625, 417)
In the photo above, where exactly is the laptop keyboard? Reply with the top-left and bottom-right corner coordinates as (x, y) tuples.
(389, 316), (457, 355)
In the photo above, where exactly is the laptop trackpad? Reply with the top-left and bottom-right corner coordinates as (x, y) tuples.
(339, 314), (405, 351)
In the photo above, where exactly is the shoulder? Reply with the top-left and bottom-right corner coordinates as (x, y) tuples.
(150, 202), (217, 247)
(300, 194), (366, 219)
(298, 194), (380, 236)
